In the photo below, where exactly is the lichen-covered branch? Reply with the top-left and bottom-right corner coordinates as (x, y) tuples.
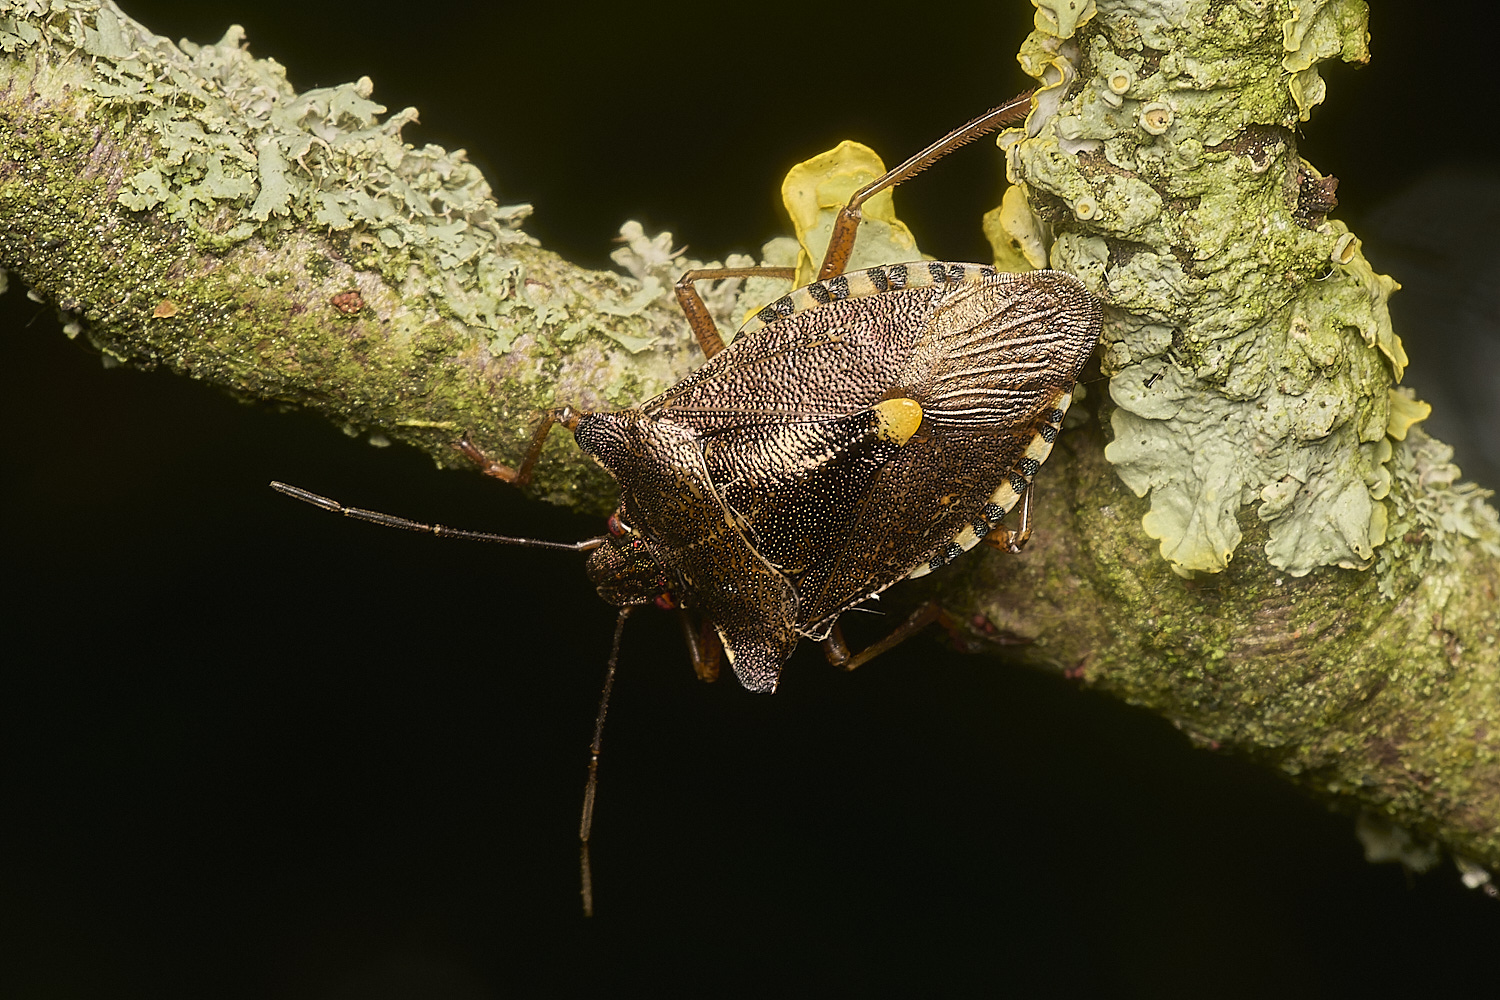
(976, 0), (1500, 879)
(2, 0), (1499, 880)
(0, 0), (770, 510)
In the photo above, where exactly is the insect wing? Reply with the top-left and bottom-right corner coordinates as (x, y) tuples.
(702, 407), (908, 584)
(644, 277), (934, 629)
(798, 269), (1100, 631)
(643, 266), (1098, 637)
(645, 288), (925, 430)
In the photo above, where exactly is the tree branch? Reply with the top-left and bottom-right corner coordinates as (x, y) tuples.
(0, 0), (755, 510)
(2, 0), (1498, 879)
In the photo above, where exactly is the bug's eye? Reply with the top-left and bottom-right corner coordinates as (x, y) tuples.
(607, 514), (631, 536)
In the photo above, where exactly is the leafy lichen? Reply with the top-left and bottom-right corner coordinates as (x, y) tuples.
(779, 140), (924, 287)
(1010, 0), (1397, 578)
(0, 0), (778, 511)
(1375, 420), (1500, 599)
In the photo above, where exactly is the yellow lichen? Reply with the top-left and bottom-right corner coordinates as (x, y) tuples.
(982, 186), (1047, 271)
(1031, 0), (1098, 39)
(780, 141), (922, 289)
(1386, 389), (1432, 442)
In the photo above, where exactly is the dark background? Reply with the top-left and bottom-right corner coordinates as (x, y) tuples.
(5, 2), (1498, 996)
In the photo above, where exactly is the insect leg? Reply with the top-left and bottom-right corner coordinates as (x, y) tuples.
(673, 266), (796, 358)
(457, 406), (584, 488)
(981, 483), (1034, 555)
(820, 602), (956, 673)
(676, 609), (722, 683)
(816, 90), (1034, 281)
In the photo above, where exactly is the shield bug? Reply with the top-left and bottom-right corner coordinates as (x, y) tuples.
(273, 90), (1101, 912)
(469, 94), (1099, 694)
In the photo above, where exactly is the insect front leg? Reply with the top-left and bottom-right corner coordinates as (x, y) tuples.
(458, 406), (584, 488)
(673, 266), (795, 359)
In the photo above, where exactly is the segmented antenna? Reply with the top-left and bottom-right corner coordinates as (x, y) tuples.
(269, 481), (607, 552)
(580, 606), (632, 918)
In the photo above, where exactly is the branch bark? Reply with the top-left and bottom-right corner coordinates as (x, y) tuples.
(2, 0), (1497, 877)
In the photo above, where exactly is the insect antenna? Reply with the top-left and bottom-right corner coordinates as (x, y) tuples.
(269, 481), (607, 553)
(580, 606), (632, 918)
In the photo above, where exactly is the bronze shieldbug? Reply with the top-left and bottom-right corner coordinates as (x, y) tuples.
(562, 261), (1099, 693)
(439, 92), (1102, 694)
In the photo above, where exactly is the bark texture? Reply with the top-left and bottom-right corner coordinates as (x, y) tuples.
(2, 0), (1497, 876)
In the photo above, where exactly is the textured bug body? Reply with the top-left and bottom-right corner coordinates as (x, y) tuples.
(574, 261), (1100, 693)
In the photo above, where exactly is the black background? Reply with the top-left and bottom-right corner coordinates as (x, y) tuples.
(4, 2), (1499, 996)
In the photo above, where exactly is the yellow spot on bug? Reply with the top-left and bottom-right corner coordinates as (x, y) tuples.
(152, 299), (178, 318)
(872, 398), (923, 445)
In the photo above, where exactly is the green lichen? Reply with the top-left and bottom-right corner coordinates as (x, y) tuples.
(1375, 420), (1500, 599)
(67, 6), (545, 353)
(1032, 0), (1099, 39)
(0, 0), (782, 512)
(1013, 0), (1392, 578)
(1280, 0), (1369, 118)
(62, 9), (538, 266)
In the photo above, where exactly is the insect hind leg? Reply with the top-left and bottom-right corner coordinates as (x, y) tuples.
(821, 602), (956, 673)
(816, 90), (1033, 280)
